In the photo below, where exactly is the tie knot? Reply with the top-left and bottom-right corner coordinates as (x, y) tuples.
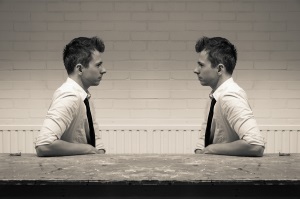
(84, 98), (89, 106)
(211, 97), (216, 104)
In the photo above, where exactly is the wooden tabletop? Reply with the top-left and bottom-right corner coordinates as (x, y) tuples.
(1, 153), (299, 186)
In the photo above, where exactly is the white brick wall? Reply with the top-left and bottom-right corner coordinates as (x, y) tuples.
(0, 0), (299, 126)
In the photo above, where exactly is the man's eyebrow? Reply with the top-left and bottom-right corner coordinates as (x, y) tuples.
(197, 61), (203, 66)
(96, 61), (103, 66)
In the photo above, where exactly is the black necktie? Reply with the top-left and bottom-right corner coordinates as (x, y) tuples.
(205, 97), (216, 147)
(84, 98), (95, 147)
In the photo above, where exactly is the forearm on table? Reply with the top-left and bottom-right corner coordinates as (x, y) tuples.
(203, 140), (264, 157)
(36, 140), (98, 157)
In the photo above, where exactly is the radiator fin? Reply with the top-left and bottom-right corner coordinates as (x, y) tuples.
(0, 126), (299, 154)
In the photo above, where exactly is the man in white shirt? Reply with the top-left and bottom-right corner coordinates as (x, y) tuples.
(193, 36), (265, 157)
(35, 37), (106, 157)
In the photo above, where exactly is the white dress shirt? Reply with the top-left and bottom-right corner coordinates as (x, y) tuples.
(196, 78), (265, 150)
(35, 78), (105, 150)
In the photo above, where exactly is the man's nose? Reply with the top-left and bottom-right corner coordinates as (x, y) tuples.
(100, 67), (106, 74)
(194, 67), (200, 74)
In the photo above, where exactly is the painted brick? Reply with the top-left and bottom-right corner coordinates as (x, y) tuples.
(13, 62), (46, 70)
(81, 2), (113, 11)
(80, 22), (114, 31)
(98, 12), (130, 21)
(186, 22), (219, 31)
(103, 71), (130, 80)
(12, 81), (47, 90)
(271, 90), (300, 99)
(130, 71), (169, 80)
(253, 41), (287, 51)
(30, 51), (61, 61)
(114, 41), (146, 51)
(130, 90), (169, 99)
(0, 12), (30, 21)
(272, 109), (300, 118)
(114, 99), (147, 109)
(115, 3), (148, 12)
(0, 41), (12, 51)
(132, 13), (168, 21)
(148, 22), (185, 31)
(170, 109), (203, 118)
(131, 32), (169, 41)
(255, 2), (287, 11)
(148, 61), (188, 71)
(0, 71), (30, 81)
(187, 2), (219, 11)
(14, 41), (47, 51)
(30, 32), (63, 41)
(221, 2), (253, 11)
(0, 99), (13, 108)
(254, 61), (287, 70)
(147, 99), (187, 109)
(30, 12), (64, 21)
(95, 90), (130, 99)
(288, 42), (300, 51)
(0, 109), (29, 119)
(65, 13), (97, 21)
(148, 80), (170, 90)
(236, 13), (269, 21)
(14, 22), (47, 31)
(153, 2), (185, 11)
(47, 2), (80, 11)
(170, 90), (204, 99)
(220, 22), (252, 31)
(0, 51), (30, 61)
(287, 99), (300, 108)
(93, 99), (113, 109)
(115, 22), (147, 31)
(252, 81), (287, 90)
(48, 22), (81, 31)
(130, 110), (170, 118)
(130, 51), (170, 60)
(203, 13), (235, 21)
(113, 61), (148, 71)
(271, 32), (300, 41)
(254, 22), (286, 31)
(253, 99), (287, 109)
(0, 81), (12, 90)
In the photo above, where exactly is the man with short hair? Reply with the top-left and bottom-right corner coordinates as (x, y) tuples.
(35, 36), (106, 157)
(194, 36), (265, 157)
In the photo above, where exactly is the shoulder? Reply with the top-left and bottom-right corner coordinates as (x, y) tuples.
(52, 84), (82, 106)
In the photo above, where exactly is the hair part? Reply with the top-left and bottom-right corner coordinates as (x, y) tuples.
(63, 36), (105, 75)
(195, 36), (237, 75)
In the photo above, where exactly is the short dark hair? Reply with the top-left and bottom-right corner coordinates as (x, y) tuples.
(63, 36), (105, 74)
(195, 37), (237, 74)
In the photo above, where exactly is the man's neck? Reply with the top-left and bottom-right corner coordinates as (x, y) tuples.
(68, 74), (89, 93)
(211, 74), (231, 92)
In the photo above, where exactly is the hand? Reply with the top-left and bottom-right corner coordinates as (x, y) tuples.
(194, 149), (203, 154)
(97, 149), (106, 154)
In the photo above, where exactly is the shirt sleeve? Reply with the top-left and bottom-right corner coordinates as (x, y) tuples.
(221, 92), (265, 147)
(35, 91), (80, 147)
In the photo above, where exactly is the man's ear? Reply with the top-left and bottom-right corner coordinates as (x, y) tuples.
(75, 64), (83, 73)
(217, 64), (224, 74)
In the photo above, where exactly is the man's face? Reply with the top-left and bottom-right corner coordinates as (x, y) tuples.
(194, 51), (219, 89)
(82, 50), (106, 88)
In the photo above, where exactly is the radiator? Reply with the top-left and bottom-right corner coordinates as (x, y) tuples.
(0, 125), (299, 154)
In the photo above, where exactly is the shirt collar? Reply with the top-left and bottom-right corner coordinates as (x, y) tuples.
(66, 77), (90, 100)
(211, 77), (234, 101)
